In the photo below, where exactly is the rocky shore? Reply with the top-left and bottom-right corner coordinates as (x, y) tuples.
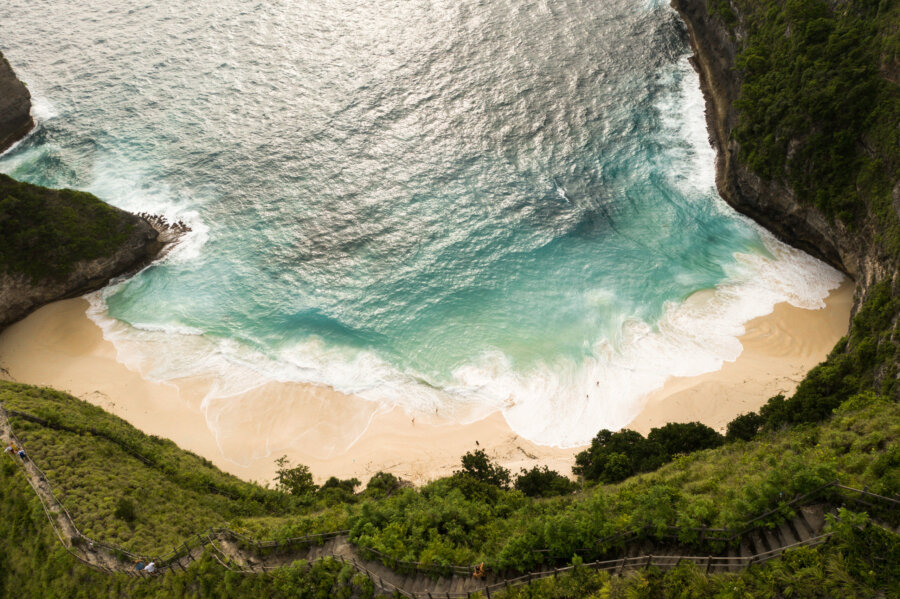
(671, 0), (895, 295)
(0, 51), (33, 155)
(0, 52), (171, 331)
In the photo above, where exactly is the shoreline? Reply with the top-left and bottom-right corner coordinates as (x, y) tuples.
(0, 280), (852, 486)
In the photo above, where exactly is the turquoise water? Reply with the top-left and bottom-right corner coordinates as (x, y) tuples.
(0, 0), (841, 446)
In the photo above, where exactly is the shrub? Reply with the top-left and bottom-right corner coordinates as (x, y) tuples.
(572, 429), (666, 483)
(455, 449), (511, 489)
(514, 466), (579, 498)
(114, 497), (136, 523)
(726, 412), (764, 441)
(647, 422), (724, 455)
(274, 456), (317, 496)
(364, 471), (402, 497)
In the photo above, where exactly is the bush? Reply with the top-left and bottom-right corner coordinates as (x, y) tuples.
(514, 466), (579, 498)
(114, 497), (136, 523)
(726, 412), (764, 441)
(455, 449), (511, 489)
(572, 429), (666, 483)
(646, 422), (724, 455)
(364, 471), (402, 498)
(274, 456), (317, 496)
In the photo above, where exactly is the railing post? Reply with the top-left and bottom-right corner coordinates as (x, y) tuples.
(644, 555), (652, 570)
(705, 555), (712, 574)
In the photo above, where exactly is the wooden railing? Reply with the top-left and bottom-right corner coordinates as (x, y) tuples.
(2, 403), (898, 596)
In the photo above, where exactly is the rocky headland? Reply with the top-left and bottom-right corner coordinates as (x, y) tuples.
(0, 51), (169, 330)
(672, 0), (897, 295)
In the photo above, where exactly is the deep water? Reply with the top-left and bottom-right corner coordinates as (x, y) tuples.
(0, 0), (842, 445)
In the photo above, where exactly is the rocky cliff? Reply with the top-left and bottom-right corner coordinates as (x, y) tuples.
(0, 51), (34, 155)
(671, 0), (895, 293)
(0, 58), (164, 330)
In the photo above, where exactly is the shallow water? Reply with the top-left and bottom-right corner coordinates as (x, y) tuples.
(0, 0), (842, 446)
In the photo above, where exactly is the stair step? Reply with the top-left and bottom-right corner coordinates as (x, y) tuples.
(738, 538), (754, 559)
(800, 506), (825, 536)
(776, 521), (798, 547)
(793, 514), (814, 541)
(763, 530), (781, 554)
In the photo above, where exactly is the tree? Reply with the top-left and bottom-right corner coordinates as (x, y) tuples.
(726, 412), (764, 441)
(364, 471), (403, 497)
(455, 449), (510, 489)
(647, 422), (724, 456)
(573, 429), (666, 483)
(274, 455), (317, 496)
(515, 466), (579, 497)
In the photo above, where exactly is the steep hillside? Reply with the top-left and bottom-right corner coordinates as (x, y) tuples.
(0, 382), (897, 597)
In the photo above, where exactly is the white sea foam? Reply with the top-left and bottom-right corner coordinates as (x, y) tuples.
(85, 154), (210, 263)
(81, 45), (844, 453)
(30, 95), (59, 122)
(0, 92), (55, 159)
(86, 223), (843, 451)
(657, 57), (717, 197)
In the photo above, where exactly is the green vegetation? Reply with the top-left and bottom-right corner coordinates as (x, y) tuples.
(0, 173), (141, 280)
(488, 514), (898, 598)
(1, 382), (897, 596)
(0, 457), (379, 599)
(573, 422), (723, 483)
(348, 394), (898, 572)
(513, 466), (580, 498)
(729, 0), (900, 249)
(0, 383), (351, 554)
(2, 3), (900, 595)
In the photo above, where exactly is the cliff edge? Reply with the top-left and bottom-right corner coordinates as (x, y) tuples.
(0, 51), (34, 155)
(0, 55), (164, 330)
(671, 0), (895, 292)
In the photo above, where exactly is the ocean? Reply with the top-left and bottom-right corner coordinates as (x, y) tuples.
(0, 0), (842, 447)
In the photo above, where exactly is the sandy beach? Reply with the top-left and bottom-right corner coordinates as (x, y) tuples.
(0, 280), (853, 486)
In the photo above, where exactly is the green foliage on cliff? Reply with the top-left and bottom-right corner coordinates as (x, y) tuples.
(0, 173), (139, 280)
(1, 380), (898, 595)
(729, 0), (900, 244)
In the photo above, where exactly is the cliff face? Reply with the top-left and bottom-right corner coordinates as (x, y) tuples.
(0, 60), (164, 331)
(671, 0), (894, 293)
(0, 218), (161, 330)
(0, 51), (34, 155)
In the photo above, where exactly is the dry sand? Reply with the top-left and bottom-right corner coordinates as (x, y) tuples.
(0, 280), (853, 486)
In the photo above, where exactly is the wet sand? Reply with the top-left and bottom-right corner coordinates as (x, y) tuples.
(0, 280), (852, 486)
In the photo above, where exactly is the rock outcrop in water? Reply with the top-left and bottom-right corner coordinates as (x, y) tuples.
(0, 51), (34, 155)
(0, 56), (167, 331)
(671, 0), (894, 294)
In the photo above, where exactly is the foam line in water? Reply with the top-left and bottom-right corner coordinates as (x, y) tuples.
(85, 226), (843, 452)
